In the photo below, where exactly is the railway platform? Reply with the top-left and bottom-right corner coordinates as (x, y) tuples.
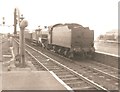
(2, 58), (68, 90)
(2, 58), (68, 91)
(1, 37), (68, 91)
(2, 71), (68, 90)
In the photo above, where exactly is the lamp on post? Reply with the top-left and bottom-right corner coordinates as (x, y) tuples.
(2, 17), (5, 25)
(19, 14), (28, 67)
(20, 14), (24, 23)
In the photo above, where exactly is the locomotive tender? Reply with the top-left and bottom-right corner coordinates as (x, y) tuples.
(46, 23), (95, 58)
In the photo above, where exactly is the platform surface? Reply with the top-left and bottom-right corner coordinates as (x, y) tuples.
(2, 71), (67, 90)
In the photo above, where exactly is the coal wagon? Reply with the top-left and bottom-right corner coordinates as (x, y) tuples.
(24, 30), (32, 41)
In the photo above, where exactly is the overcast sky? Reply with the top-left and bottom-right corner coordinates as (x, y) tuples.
(0, 0), (119, 38)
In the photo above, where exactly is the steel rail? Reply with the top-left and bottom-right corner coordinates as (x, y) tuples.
(14, 38), (110, 91)
(26, 41), (110, 91)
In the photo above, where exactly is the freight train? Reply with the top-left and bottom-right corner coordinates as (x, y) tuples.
(24, 23), (95, 59)
(24, 28), (48, 47)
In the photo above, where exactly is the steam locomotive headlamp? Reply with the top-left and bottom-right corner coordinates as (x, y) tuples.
(20, 20), (28, 29)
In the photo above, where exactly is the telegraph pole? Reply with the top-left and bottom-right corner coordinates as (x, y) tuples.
(14, 8), (17, 34)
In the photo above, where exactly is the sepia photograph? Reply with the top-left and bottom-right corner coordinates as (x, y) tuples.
(0, 0), (119, 92)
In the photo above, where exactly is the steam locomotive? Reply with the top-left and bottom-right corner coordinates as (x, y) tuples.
(25, 23), (95, 59)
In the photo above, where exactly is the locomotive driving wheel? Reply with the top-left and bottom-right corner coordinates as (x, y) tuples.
(67, 51), (74, 59)
(63, 49), (67, 56)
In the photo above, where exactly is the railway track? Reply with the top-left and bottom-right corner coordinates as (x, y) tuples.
(47, 49), (119, 90)
(76, 60), (119, 79)
(42, 49), (119, 90)
(14, 38), (118, 91)
(25, 51), (47, 71)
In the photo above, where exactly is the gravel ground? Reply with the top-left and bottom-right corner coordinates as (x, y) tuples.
(1, 35), (12, 71)
(1, 36), (36, 71)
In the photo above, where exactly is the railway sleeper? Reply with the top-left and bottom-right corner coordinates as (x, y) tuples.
(53, 70), (68, 73)
(56, 72), (71, 76)
(45, 65), (60, 68)
(67, 81), (90, 87)
(71, 83), (96, 90)
(33, 56), (40, 57)
(49, 68), (60, 71)
(47, 67), (60, 70)
(42, 63), (55, 66)
(52, 68), (66, 71)
(40, 59), (51, 62)
(61, 76), (78, 81)
(61, 77), (79, 81)
(54, 72), (72, 75)
(48, 68), (62, 71)
(63, 78), (81, 83)
(58, 74), (75, 78)
(55, 71), (71, 74)
(66, 81), (84, 85)
(72, 86), (95, 90)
